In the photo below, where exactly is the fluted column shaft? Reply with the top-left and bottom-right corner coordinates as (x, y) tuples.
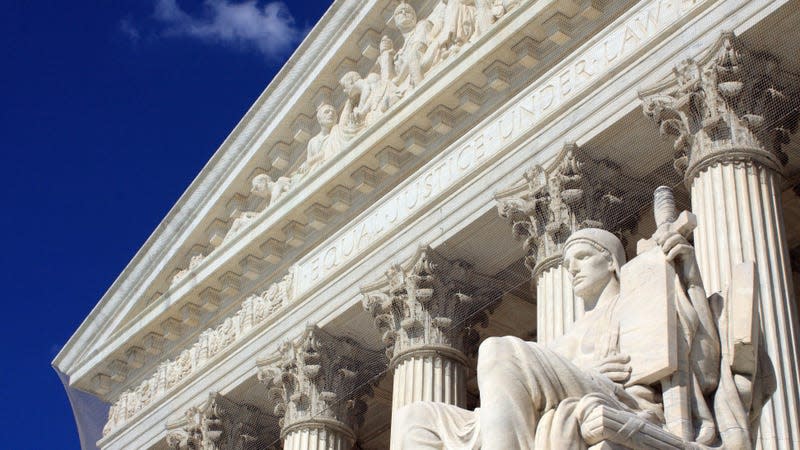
(692, 161), (800, 449)
(283, 425), (353, 450)
(391, 349), (467, 411)
(641, 32), (800, 448)
(535, 259), (581, 344)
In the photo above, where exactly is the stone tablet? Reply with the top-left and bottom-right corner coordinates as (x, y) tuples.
(618, 246), (678, 386)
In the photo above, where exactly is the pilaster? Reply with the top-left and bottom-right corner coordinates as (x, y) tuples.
(642, 32), (800, 449)
(361, 246), (502, 412)
(496, 143), (648, 343)
(258, 326), (379, 450)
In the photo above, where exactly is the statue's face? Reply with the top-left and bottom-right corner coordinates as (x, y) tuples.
(251, 174), (270, 195)
(394, 4), (417, 32)
(316, 104), (336, 127)
(563, 242), (615, 300)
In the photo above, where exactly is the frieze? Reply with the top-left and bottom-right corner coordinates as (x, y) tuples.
(103, 270), (294, 437)
(99, 0), (713, 436)
(293, 0), (711, 298)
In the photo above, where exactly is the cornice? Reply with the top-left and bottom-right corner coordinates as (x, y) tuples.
(63, 0), (629, 399)
(95, 0), (793, 446)
(54, 0), (369, 376)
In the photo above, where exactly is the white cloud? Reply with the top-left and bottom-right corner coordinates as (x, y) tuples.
(153, 0), (301, 60)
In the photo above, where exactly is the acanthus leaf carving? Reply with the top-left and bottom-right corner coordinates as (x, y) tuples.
(361, 246), (502, 362)
(496, 143), (650, 276)
(257, 326), (382, 436)
(165, 392), (279, 450)
(641, 32), (800, 182)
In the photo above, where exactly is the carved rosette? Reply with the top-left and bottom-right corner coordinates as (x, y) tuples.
(361, 246), (502, 365)
(257, 326), (380, 442)
(641, 32), (799, 183)
(496, 143), (647, 278)
(165, 392), (277, 450)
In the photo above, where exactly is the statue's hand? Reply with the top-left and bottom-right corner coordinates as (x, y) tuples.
(593, 353), (631, 384)
(655, 228), (702, 288)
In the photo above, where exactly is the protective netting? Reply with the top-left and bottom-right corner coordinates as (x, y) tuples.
(81, 3), (800, 449)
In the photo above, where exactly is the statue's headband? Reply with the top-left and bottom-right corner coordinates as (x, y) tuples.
(564, 228), (626, 275)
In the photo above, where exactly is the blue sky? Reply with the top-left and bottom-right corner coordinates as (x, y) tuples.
(0, 1), (332, 447)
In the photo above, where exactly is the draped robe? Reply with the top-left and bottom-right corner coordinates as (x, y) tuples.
(392, 274), (725, 450)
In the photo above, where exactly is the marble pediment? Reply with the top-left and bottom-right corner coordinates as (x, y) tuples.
(54, 0), (645, 422)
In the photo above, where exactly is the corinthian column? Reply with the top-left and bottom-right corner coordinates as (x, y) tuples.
(258, 326), (379, 450)
(361, 246), (501, 412)
(642, 32), (800, 449)
(496, 143), (648, 344)
(165, 392), (276, 450)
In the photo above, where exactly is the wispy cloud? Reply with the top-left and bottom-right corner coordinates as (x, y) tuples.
(138, 0), (302, 60)
(119, 18), (142, 43)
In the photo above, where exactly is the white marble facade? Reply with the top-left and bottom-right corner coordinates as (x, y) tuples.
(54, 1), (800, 449)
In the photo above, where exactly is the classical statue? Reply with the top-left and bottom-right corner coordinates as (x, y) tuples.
(340, 37), (400, 129)
(393, 188), (768, 449)
(251, 173), (292, 207)
(391, 1), (435, 91)
(428, 0), (477, 59)
(304, 102), (349, 171)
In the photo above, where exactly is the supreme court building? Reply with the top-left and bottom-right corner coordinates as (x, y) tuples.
(55, 1), (800, 449)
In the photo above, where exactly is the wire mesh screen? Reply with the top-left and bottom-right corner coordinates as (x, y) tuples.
(89, 3), (800, 449)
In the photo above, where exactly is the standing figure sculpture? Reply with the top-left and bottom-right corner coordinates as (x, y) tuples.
(391, 2), (435, 92)
(428, 0), (477, 59)
(393, 188), (768, 449)
(304, 103), (348, 172)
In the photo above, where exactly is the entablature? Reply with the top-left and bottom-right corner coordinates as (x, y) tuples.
(62, 0), (633, 402)
(93, 0), (800, 446)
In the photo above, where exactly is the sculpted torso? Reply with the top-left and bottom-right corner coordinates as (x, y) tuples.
(392, 224), (749, 450)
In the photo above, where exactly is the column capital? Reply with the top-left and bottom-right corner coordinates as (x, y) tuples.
(496, 143), (647, 277)
(641, 32), (799, 183)
(361, 246), (502, 366)
(257, 326), (380, 438)
(165, 392), (276, 450)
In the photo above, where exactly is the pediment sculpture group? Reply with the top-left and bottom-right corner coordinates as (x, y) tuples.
(254, 0), (519, 206)
(393, 186), (769, 449)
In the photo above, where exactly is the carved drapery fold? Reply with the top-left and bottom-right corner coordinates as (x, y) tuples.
(165, 392), (278, 450)
(257, 326), (380, 448)
(641, 32), (800, 449)
(361, 246), (501, 410)
(495, 143), (648, 343)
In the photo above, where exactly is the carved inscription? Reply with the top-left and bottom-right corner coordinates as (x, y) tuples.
(293, 0), (709, 297)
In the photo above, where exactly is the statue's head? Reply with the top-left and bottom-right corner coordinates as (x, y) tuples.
(339, 71), (361, 96)
(316, 103), (337, 128)
(251, 174), (273, 197)
(393, 2), (417, 32)
(563, 228), (626, 301)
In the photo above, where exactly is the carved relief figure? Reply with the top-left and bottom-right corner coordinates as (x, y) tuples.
(251, 173), (292, 207)
(475, 0), (508, 34)
(391, 2), (435, 91)
(428, 0), (477, 59)
(394, 189), (767, 449)
(339, 36), (401, 129)
(171, 253), (205, 286)
(304, 103), (349, 172)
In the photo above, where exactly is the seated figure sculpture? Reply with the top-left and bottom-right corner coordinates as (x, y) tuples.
(393, 194), (767, 449)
